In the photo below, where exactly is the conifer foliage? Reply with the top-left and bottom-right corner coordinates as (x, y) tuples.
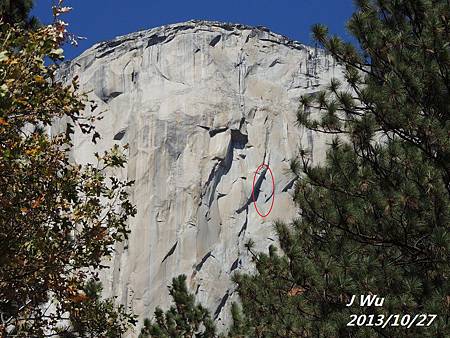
(0, 0), (39, 28)
(232, 0), (449, 337)
(140, 275), (217, 338)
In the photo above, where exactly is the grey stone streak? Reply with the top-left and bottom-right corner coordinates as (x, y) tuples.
(60, 20), (342, 333)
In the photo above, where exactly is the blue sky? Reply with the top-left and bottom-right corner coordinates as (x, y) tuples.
(32, 1), (355, 60)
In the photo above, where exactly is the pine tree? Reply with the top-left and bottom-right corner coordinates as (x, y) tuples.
(232, 0), (449, 337)
(140, 275), (217, 338)
(0, 0), (38, 28)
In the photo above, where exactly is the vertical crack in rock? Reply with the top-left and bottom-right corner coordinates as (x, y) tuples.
(236, 164), (267, 214)
(238, 210), (248, 237)
(214, 290), (230, 320)
(238, 116), (248, 135)
(237, 51), (247, 114)
(204, 129), (248, 207)
(202, 162), (221, 198)
(161, 241), (178, 264)
(131, 70), (138, 83)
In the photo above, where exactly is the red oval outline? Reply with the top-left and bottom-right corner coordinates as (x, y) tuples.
(252, 163), (275, 218)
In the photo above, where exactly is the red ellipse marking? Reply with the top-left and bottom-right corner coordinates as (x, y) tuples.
(252, 163), (275, 218)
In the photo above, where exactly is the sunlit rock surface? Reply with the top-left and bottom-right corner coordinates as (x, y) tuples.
(59, 20), (342, 333)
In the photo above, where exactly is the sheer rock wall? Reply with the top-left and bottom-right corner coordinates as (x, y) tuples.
(59, 20), (342, 332)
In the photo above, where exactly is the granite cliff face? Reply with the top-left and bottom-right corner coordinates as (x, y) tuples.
(59, 20), (342, 332)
